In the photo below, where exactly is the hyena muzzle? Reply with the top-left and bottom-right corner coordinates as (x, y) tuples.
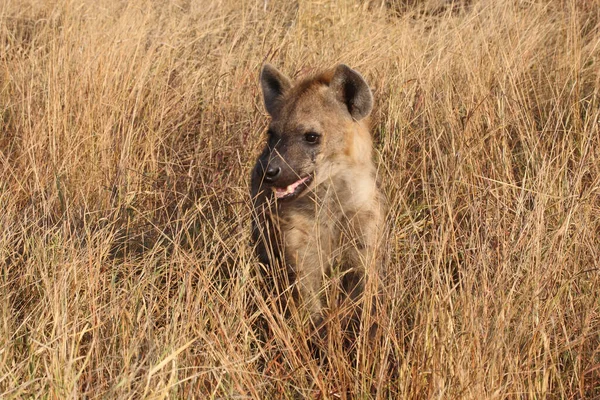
(250, 63), (385, 339)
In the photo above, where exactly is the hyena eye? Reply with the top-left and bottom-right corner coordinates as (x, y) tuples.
(304, 132), (320, 144)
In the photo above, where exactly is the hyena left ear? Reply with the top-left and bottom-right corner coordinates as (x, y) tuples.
(260, 64), (292, 117)
(330, 64), (373, 121)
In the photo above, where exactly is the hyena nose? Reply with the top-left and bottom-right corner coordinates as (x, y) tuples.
(264, 165), (281, 183)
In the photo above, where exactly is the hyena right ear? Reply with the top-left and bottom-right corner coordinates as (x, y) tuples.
(260, 64), (292, 117)
(330, 64), (373, 121)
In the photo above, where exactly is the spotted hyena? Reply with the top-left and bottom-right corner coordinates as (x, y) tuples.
(251, 63), (385, 337)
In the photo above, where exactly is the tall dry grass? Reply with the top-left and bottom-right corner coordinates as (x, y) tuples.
(1, 0), (599, 398)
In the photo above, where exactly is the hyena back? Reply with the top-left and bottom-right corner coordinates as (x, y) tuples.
(251, 63), (385, 334)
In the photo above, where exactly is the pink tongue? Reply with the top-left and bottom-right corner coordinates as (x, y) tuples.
(274, 176), (310, 198)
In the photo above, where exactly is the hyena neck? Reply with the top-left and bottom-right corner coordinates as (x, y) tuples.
(348, 119), (374, 167)
(309, 120), (378, 213)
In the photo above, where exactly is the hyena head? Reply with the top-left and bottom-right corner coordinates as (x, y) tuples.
(254, 64), (373, 201)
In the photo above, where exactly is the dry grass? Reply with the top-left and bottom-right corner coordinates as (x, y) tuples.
(1, 0), (599, 398)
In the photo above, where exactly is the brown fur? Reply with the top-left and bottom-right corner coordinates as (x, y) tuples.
(251, 64), (385, 337)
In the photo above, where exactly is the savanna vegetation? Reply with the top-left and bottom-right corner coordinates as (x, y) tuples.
(1, 0), (599, 398)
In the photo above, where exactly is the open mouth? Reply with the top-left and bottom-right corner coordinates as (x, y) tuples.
(273, 174), (313, 200)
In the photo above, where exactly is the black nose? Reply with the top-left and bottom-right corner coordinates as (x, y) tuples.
(264, 165), (281, 182)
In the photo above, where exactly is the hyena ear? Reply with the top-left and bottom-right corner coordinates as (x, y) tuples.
(260, 64), (292, 116)
(329, 64), (373, 120)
